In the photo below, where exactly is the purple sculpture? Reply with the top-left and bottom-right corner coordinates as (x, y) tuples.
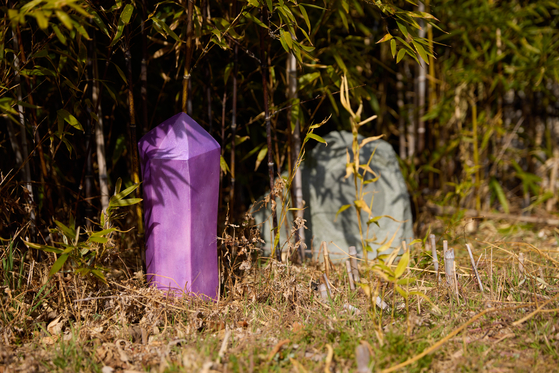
(138, 112), (220, 299)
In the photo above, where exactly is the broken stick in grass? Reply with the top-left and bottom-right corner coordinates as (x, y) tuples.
(346, 260), (355, 290)
(322, 242), (331, 278)
(465, 243), (484, 292)
(443, 240), (455, 288)
(348, 245), (361, 282)
(429, 234), (439, 282)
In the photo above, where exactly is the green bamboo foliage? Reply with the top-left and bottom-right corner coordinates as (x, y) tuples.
(1, 0), (557, 259)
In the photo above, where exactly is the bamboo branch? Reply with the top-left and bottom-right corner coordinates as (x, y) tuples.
(465, 243), (484, 292)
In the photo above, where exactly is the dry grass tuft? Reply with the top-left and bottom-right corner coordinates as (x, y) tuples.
(2, 216), (559, 372)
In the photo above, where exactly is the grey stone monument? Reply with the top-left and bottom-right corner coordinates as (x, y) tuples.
(253, 131), (413, 261)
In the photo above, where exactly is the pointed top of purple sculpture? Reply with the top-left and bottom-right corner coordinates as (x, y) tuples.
(138, 112), (219, 162)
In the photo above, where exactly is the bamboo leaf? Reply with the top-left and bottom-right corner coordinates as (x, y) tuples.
(366, 215), (407, 225)
(396, 22), (409, 39)
(376, 228), (399, 255)
(359, 135), (383, 147)
(280, 29), (292, 51)
(119, 3), (134, 25)
(335, 204), (352, 221)
(90, 228), (119, 237)
(394, 284), (408, 299)
(34, 10), (48, 30)
(152, 17), (181, 43)
(305, 133), (327, 145)
(394, 251), (410, 278)
(57, 109), (83, 131)
(55, 220), (76, 240)
(396, 277), (416, 285)
(52, 24), (67, 45)
(376, 33), (392, 44)
(49, 254), (69, 276)
(91, 269), (107, 283)
(396, 48), (406, 63)
(90, 11), (110, 37)
(354, 199), (372, 215)
(110, 198), (142, 207)
(299, 4), (311, 32)
(111, 182), (140, 202)
(243, 11), (268, 28)
(490, 177), (510, 213)
(412, 40), (429, 64)
(390, 39), (396, 58)
(56, 10), (73, 30)
(22, 240), (62, 254)
(88, 236), (108, 244)
(110, 4), (134, 47)
(220, 155), (230, 174)
(255, 146), (268, 171)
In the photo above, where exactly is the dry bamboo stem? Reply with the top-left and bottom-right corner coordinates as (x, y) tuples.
(355, 343), (371, 373)
(443, 241), (455, 288)
(346, 260), (355, 290)
(348, 246), (360, 282)
(429, 234), (439, 278)
(323, 274), (332, 295)
(322, 242), (330, 278)
(546, 149), (559, 211)
(319, 283), (328, 301)
(259, 7), (279, 260)
(465, 243), (484, 292)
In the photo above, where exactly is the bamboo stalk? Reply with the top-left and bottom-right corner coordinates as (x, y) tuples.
(397, 71), (406, 159)
(355, 343), (371, 373)
(182, 0), (195, 114)
(416, 0), (426, 153)
(322, 242), (330, 278)
(546, 149), (559, 212)
(230, 8), (239, 218)
(429, 234), (439, 276)
(125, 27), (144, 234)
(201, 0), (213, 134)
(218, 91), (227, 214)
(319, 283), (329, 301)
(465, 243), (484, 292)
(259, 7), (279, 261)
(472, 94), (481, 211)
(405, 61), (415, 159)
(323, 273), (332, 296)
(140, 0), (149, 135)
(91, 33), (109, 213)
(11, 27), (36, 234)
(346, 260), (355, 290)
(16, 26), (53, 220)
(348, 246), (360, 282)
(287, 52), (305, 262)
(443, 240), (455, 288)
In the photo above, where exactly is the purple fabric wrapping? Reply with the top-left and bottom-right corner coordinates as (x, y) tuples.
(138, 112), (220, 299)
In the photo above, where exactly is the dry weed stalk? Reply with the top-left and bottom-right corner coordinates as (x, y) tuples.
(465, 243), (484, 292)
(346, 260), (355, 290)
